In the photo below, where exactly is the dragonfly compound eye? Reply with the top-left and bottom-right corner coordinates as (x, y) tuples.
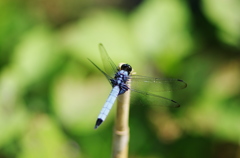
(121, 64), (132, 73)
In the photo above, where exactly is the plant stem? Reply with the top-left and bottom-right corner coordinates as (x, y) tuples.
(111, 81), (131, 158)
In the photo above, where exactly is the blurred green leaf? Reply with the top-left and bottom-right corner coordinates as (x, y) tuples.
(203, 0), (240, 47)
(19, 114), (79, 158)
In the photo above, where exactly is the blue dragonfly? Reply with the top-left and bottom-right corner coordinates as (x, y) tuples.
(88, 44), (187, 129)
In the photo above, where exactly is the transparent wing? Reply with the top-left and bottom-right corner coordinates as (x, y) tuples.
(88, 59), (113, 84)
(99, 43), (118, 76)
(129, 75), (187, 92)
(130, 88), (180, 107)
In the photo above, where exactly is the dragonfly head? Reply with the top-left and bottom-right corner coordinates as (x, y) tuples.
(120, 64), (132, 75)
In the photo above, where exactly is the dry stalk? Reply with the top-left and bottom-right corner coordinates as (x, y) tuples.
(111, 64), (131, 158)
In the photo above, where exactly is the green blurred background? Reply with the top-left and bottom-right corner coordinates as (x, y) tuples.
(0, 0), (240, 157)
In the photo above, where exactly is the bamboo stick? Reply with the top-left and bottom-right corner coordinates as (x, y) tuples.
(111, 65), (131, 158)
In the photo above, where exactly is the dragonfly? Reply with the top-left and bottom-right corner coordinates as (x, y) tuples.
(88, 44), (187, 129)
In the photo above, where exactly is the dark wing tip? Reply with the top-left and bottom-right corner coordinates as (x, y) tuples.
(171, 100), (181, 108)
(94, 118), (103, 129)
(99, 43), (104, 47)
(177, 79), (188, 89)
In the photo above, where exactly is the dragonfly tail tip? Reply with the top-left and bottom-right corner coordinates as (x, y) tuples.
(94, 118), (103, 129)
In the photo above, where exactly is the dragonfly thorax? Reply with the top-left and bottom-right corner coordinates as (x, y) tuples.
(110, 70), (129, 95)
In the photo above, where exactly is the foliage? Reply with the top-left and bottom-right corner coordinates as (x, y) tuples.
(0, 0), (240, 157)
